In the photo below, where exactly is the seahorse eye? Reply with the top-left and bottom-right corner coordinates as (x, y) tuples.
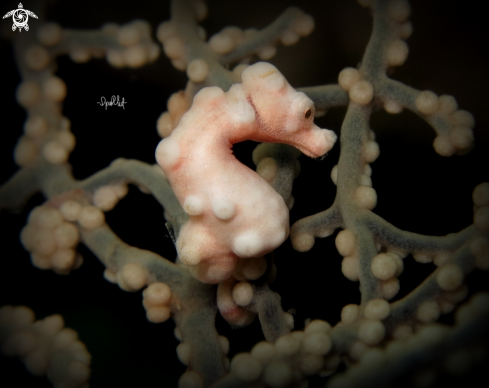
(304, 109), (312, 119)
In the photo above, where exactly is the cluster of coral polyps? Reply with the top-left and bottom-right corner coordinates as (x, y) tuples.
(15, 92), (75, 167)
(16, 22), (71, 167)
(20, 204), (83, 274)
(30, 20), (159, 68)
(18, 177), (132, 274)
(0, 305), (91, 388)
(173, 318), (335, 388)
(416, 92), (476, 157)
(329, 292), (489, 388)
(227, 319), (335, 387)
(102, 261), (173, 324)
(105, 20), (160, 68)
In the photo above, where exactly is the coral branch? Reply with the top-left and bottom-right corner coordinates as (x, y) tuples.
(298, 85), (349, 113)
(0, 166), (41, 210)
(291, 205), (342, 252)
(249, 284), (292, 342)
(219, 7), (313, 65)
(365, 212), (476, 253)
(77, 159), (182, 216)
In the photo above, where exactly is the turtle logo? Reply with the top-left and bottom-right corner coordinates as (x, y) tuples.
(3, 3), (38, 32)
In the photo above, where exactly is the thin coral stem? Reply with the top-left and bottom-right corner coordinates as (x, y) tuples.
(298, 84), (349, 111)
(336, 104), (372, 202)
(365, 212), (476, 253)
(80, 222), (179, 274)
(171, 0), (237, 91)
(250, 284), (292, 342)
(177, 307), (228, 386)
(219, 7), (304, 65)
(388, 243), (475, 326)
(355, 223), (384, 304)
(48, 29), (120, 56)
(361, 0), (392, 78)
(380, 78), (453, 136)
(262, 143), (300, 202)
(77, 159), (183, 216)
(0, 167), (41, 210)
(291, 205), (342, 240)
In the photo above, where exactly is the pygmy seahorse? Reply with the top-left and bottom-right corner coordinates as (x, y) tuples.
(156, 62), (336, 283)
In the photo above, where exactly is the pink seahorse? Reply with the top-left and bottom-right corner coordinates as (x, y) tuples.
(156, 62), (336, 283)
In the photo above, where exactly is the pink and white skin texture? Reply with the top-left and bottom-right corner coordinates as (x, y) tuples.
(156, 62), (337, 284)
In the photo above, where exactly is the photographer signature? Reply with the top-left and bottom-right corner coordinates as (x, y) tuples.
(97, 95), (127, 110)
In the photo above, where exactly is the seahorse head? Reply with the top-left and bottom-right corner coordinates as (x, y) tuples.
(240, 62), (336, 158)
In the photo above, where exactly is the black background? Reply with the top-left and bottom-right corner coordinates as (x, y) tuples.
(1, 0), (488, 387)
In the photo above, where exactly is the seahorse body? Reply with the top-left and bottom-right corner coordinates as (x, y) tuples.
(156, 62), (336, 283)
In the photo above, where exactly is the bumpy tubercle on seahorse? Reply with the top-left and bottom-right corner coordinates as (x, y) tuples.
(156, 62), (337, 284)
